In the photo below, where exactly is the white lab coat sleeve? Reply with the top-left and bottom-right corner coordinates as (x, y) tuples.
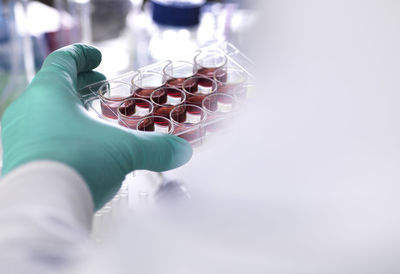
(0, 161), (94, 274)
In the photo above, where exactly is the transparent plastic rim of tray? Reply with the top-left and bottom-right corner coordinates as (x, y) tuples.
(79, 42), (255, 143)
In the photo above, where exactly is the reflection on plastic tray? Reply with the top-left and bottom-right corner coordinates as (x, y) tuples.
(79, 42), (255, 145)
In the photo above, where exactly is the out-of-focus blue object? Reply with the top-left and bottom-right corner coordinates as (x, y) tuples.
(130, 1), (257, 68)
(0, 0), (33, 115)
(131, 0), (206, 65)
(0, 2), (13, 71)
(151, 0), (205, 27)
(0, 0), (94, 115)
(0, 4), (9, 43)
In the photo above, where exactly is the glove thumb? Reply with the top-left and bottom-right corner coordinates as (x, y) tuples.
(115, 129), (193, 173)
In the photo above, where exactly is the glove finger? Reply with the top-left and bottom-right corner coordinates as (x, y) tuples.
(43, 44), (102, 74)
(27, 44), (102, 98)
(118, 131), (193, 172)
(77, 71), (106, 97)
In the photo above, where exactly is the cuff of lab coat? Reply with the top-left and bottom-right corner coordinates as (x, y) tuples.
(0, 161), (94, 231)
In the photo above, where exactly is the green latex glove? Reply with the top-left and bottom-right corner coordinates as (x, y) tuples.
(1, 44), (192, 209)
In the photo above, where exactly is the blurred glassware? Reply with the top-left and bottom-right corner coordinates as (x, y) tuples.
(1, 0), (95, 115)
(129, 0), (205, 67)
(0, 0), (34, 115)
(42, 0), (92, 51)
(128, 0), (257, 68)
(91, 0), (132, 42)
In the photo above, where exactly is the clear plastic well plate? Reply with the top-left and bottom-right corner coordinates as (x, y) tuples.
(79, 42), (255, 145)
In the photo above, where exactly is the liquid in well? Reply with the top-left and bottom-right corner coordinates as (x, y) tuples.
(134, 88), (165, 102)
(197, 67), (218, 78)
(101, 96), (128, 119)
(152, 87), (186, 117)
(138, 117), (172, 134)
(118, 100), (152, 129)
(186, 94), (207, 107)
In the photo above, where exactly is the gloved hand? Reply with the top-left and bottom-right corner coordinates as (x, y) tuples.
(1, 44), (192, 209)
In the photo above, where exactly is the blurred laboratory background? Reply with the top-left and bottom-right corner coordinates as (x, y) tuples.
(0, 0), (258, 114)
